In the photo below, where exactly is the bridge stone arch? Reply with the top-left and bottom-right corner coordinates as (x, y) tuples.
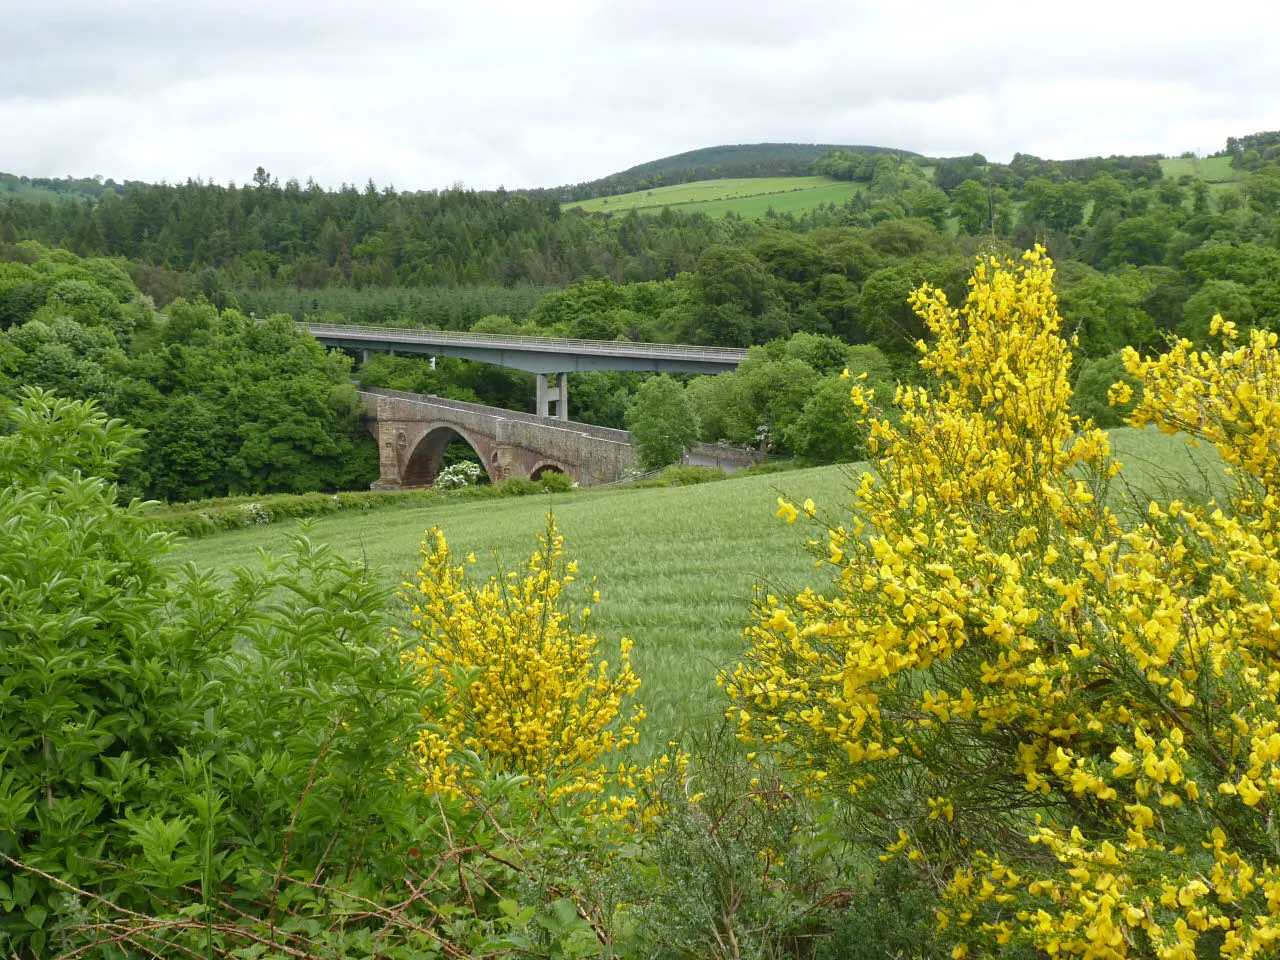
(361, 387), (763, 491)
(363, 388), (637, 490)
(402, 425), (495, 487)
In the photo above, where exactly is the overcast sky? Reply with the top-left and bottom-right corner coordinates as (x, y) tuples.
(4, 0), (1279, 192)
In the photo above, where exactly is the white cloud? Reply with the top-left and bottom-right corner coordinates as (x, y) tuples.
(3, 0), (1279, 189)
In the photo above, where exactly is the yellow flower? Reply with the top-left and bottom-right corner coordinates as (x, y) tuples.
(776, 498), (799, 524)
(400, 516), (643, 813)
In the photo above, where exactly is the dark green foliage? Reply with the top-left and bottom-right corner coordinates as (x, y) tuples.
(1021, 178), (1088, 233)
(1180, 279), (1255, 341)
(240, 283), (554, 328)
(0, 245), (378, 501)
(569, 370), (643, 429)
(1058, 267), (1158, 354)
(1071, 353), (1140, 427)
(0, 176), (732, 291)
(612, 725), (945, 960)
(811, 859), (949, 960)
(1102, 214), (1178, 267)
(625, 374), (701, 470)
(951, 178), (992, 235)
(785, 375), (868, 464)
(688, 245), (784, 346)
(858, 255), (970, 356)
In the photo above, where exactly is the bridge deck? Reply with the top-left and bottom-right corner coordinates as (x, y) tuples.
(306, 322), (747, 374)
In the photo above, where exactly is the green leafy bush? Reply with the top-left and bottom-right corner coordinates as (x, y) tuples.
(536, 469), (576, 492)
(1070, 351), (1140, 426)
(658, 464), (727, 486)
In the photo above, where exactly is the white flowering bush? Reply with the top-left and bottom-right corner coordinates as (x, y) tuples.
(435, 460), (484, 490)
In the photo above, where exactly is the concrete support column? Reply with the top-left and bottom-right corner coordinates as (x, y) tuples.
(361, 348), (371, 364)
(536, 373), (570, 420)
(536, 373), (550, 418)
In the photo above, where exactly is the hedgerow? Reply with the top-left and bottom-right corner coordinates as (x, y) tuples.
(143, 472), (584, 538)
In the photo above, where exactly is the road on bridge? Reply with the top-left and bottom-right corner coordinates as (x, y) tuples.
(302, 322), (748, 375)
(304, 322), (749, 421)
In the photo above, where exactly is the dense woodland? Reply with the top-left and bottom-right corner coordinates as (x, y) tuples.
(3, 136), (1280, 496)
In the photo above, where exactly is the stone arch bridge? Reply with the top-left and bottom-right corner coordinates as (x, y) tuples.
(361, 387), (760, 489)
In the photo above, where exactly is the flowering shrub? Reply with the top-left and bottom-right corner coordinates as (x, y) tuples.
(401, 518), (645, 812)
(238, 501), (269, 523)
(725, 248), (1280, 959)
(434, 459), (484, 490)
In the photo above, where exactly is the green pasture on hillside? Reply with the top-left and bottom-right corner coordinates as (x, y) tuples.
(564, 176), (863, 217)
(176, 427), (1224, 753)
(178, 465), (851, 748)
(1159, 155), (1241, 182)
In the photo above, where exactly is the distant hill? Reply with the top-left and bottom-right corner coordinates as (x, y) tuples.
(533, 142), (915, 203)
(0, 172), (133, 203)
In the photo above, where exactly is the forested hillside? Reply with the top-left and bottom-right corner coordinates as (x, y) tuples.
(3, 135), (1280, 499)
(0, 243), (375, 501)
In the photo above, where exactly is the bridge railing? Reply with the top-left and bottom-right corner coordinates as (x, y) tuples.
(305, 322), (748, 363)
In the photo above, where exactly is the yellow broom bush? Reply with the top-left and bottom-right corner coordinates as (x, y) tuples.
(401, 517), (644, 810)
(725, 247), (1280, 958)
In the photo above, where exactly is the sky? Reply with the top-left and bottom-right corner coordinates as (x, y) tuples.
(4, 0), (1280, 192)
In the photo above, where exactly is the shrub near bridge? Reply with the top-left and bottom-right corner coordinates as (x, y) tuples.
(726, 247), (1280, 958)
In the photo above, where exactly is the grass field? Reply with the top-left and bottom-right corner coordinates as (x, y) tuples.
(1159, 155), (1241, 182)
(564, 176), (863, 217)
(176, 427), (1224, 754)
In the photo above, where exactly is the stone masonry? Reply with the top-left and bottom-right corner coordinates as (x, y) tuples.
(361, 388), (637, 489)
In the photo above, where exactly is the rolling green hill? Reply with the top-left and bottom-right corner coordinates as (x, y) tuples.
(609, 142), (912, 183)
(541, 141), (912, 203)
(563, 175), (864, 218)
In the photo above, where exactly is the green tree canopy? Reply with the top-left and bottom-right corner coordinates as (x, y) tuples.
(624, 374), (701, 470)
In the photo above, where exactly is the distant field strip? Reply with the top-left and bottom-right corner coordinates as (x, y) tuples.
(1159, 155), (1241, 182)
(565, 176), (863, 216)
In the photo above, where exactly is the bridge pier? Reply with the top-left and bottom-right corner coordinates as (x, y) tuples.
(536, 373), (569, 421)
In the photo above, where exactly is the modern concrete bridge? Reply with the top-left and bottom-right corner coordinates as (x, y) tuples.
(307, 323), (747, 420)
(360, 387), (761, 490)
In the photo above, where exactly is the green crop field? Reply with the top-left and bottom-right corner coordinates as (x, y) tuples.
(563, 175), (863, 217)
(1159, 155), (1241, 182)
(176, 427), (1223, 753)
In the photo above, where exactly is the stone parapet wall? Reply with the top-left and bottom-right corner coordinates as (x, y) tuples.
(685, 443), (767, 472)
(361, 387), (631, 443)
